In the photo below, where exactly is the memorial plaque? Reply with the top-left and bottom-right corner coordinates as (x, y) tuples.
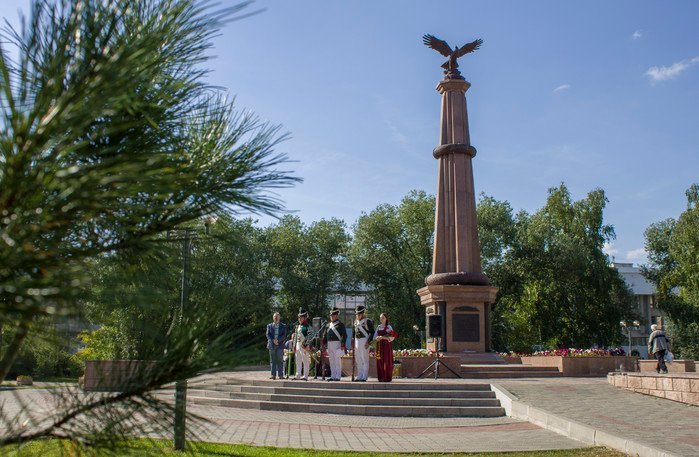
(452, 314), (479, 342)
(454, 305), (478, 312)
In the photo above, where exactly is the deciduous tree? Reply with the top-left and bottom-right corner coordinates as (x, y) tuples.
(643, 184), (699, 359)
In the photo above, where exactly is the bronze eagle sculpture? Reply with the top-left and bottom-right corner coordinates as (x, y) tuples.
(422, 34), (483, 79)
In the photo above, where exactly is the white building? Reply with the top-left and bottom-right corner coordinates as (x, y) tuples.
(611, 262), (664, 358)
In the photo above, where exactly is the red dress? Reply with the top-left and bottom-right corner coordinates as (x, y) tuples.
(375, 324), (397, 382)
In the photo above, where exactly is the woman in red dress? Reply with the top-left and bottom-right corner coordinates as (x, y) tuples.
(374, 313), (397, 382)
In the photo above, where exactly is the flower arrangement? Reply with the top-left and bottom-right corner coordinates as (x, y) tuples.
(393, 349), (435, 358)
(499, 348), (626, 358)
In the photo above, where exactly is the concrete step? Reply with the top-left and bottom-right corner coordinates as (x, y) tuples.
(449, 352), (508, 364)
(233, 379), (492, 391)
(459, 371), (563, 378)
(232, 385), (497, 398)
(184, 395), (505, 417)
(460, 364), (560, 372)
(185, 390), (500, 407)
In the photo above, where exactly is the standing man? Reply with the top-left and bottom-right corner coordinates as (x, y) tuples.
(648, 324), (671, 374)
(266, 312), (287, 380)
(294, 308), (311, 381)
(353, 305), (374, 382)
(322, 307), (347, 381)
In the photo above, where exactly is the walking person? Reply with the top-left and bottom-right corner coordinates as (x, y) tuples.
(353, 305), (374, 382)
(266, 312), (287, 380)
(294, 308), (311, 381)
(322, 307), (347, 381)
(647, 324), (671, 374)
(374, 313), (397, 382)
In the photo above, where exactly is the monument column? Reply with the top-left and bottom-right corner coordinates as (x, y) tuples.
(418, 36), (498, 354)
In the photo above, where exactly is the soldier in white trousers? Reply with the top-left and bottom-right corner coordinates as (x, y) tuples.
(322, 307), (347, 381)
(353, 305), (374, 382)
(294, 308), (310, 381)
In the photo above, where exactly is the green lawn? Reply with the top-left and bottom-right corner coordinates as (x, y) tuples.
(3, 439), (627, 457)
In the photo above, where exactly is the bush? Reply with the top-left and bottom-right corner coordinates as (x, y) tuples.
(6, 328), (83, 380)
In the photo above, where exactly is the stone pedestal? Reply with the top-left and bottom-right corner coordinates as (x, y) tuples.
(418, 284), (497, 353)
(419, 76), (497, 353)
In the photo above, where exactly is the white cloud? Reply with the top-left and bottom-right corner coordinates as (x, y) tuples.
(626, 248), (648, 263)
(632, 30), (642, 40)
(644, 56), (699, 82)
(553, 84), (571, 93)
(603, 242), (619, 257)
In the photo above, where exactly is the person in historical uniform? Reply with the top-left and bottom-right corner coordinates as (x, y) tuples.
(374, 313), (397, 382)
(322, 307), (347, 381)
(266, 312), (287, 380)
(293, 308), (311, 381)
(353, 305), (374, 382)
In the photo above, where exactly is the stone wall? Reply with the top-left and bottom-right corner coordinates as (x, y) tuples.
(639, 359), (696, 373)
(82, 360), (157, 391)
(608, 372), (699, 406)
(521, 356), (637, 376)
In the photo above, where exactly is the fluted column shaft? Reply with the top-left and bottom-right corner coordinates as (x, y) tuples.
(430, 79), (486, 284)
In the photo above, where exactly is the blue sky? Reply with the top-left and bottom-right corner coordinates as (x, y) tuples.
(2, 1), (698, 265)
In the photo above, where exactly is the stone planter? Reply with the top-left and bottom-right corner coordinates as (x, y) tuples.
(521, 356), (638, 376)
(82, 360), (157, 392)
(341, 355), (461, 379)
(639, 359), (696, 373)
(16, 376), (33, 386)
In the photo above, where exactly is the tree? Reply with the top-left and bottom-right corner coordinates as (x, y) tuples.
(267, 216), (350, 320)
(79, 216), (275, 363)
(643, 184), (699, 359)
(348, 190), (434, 348)
(0, 0), (298, 450)
(480, 185), (636, 352)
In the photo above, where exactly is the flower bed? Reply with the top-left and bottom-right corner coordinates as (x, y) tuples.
(393, 349), (434, 358)
(500, 348), (635, 376)
(501, 347), (626, 358)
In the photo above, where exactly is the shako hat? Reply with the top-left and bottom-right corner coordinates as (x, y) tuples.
(355, 305), (366, 315)
(297, 308), (308, 318)
(330, 307), (341, 315)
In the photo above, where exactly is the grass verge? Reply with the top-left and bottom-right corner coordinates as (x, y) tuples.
(3, 439), (627, 456)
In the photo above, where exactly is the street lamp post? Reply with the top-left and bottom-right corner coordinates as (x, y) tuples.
(620, 320), (641, 356)
(169, 219), (213, 451)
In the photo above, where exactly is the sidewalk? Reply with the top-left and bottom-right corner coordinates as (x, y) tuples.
(500, 378), (699, 457)
(4, 373), (697, 454)
(180, 400), (587, 453)
(1, 381), (586, 453)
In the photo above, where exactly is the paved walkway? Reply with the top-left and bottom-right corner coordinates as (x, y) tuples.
(3, 372), (698, 454)
(180, 402), (585, 453)
(500, 377), (699, 457)
(0, 379), (586, 453)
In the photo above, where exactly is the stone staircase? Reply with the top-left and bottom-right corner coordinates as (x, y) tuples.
(168, 379), (506, 418)
(460, 364), (563, 378)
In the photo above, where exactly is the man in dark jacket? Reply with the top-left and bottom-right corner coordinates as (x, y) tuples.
(647, 324), (670, 374)
(266, 312), (287, 379)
